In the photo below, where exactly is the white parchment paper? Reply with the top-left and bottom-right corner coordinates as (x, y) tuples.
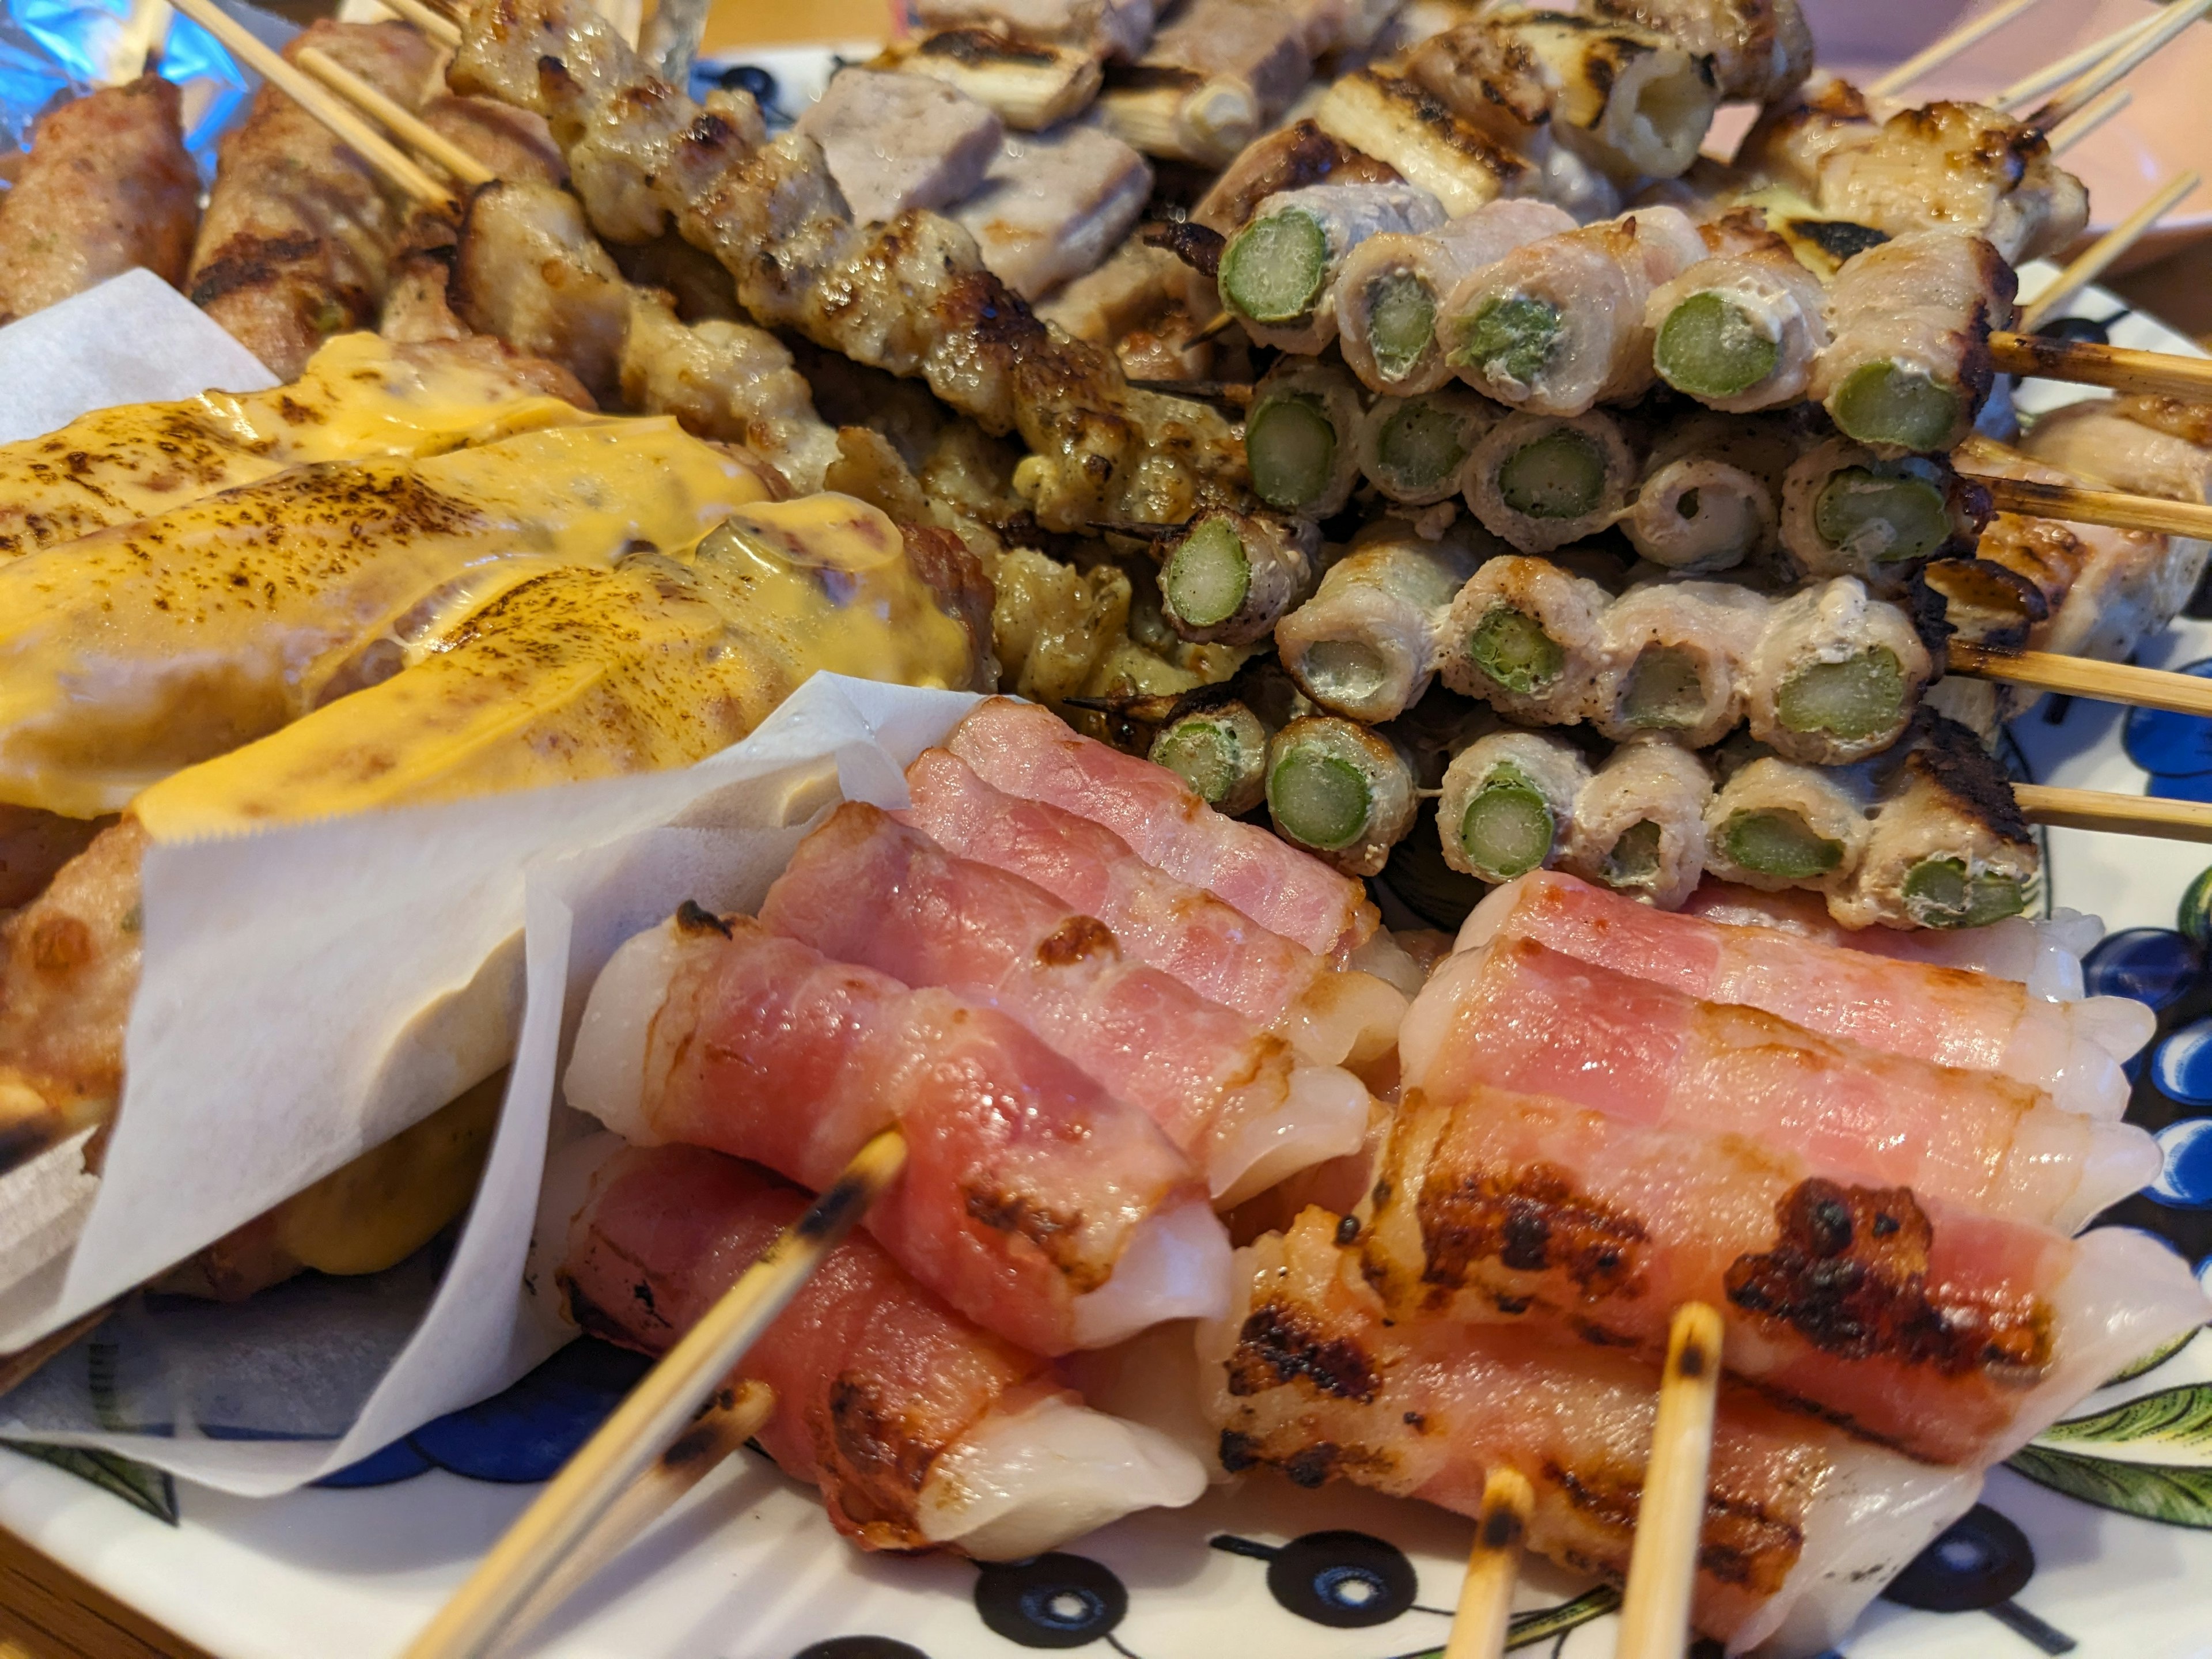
(0, 676), (981, 1493)
(0, 268), (277, 441)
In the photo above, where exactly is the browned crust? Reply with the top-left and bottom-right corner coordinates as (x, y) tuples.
(898, 520), (998, 691)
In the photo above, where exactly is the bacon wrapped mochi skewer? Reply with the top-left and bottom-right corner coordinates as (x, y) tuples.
(1399, 933), (2160, 1232)
(1358, 1084), (2203, 1463)
(1204, 1208), (1982, 1656)
(1460, 868), (2150, 1112)
(0, 76), (198, 327)
(539, 1136), (1208, 1556)
(758, 803), (1373, 1204)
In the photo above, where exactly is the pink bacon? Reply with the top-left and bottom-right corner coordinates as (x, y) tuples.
(902, 748), (1405, 1068)
(1400, 935), (2160, 1232)
(1362, 1084), (2206, 1464)
(945, 696), (1379, 959)
(758, 802), (1370, 1205)
(563, 907), (1229, 1355)
(1462, 871), (2149, 1118)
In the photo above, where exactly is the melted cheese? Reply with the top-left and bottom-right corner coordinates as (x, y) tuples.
(0, 418), (776, 818)
(0, 332), (594, 562)
(135, 494), (975, 839)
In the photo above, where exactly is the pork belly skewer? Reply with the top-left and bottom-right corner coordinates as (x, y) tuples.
(900, 747), (1406, 1066)
(757, 803), (1372, 1206)
(0, 77), (197, 327)
(1205, 1210), (1982, 1655)
(1402, 934), (2160, 1230)
(448, 0), (1243, 533)
(536, 1138), (1208, 1558)
(1614, 1302), (1725, 1659)
(1097, 0), (1312, 166)
(566, 904), (1228, 1357)
(1441, 1469), (1531, 1659)
(1461, 869), (2150, 1112)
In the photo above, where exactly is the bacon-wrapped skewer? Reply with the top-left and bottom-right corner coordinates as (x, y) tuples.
(541, 1136), (1207, 1556)
(1460, 869), (2149, 1112)
(565, 906), (1229, 1356)
(1204, 1209), (1982, 1655)
(1400, 933), (2160, 1230)
(0, 76), (198, 327)
(1359, 1083), (2204, 1462)
(757, 803), (1372, 1205)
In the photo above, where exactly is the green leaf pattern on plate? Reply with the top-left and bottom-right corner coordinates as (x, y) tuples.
(2006, 1444), (2212, 1530)
(2037, 1382), (2212, 1467)
(2104, 1328), (2202, 1388)
(1, 1441), (177, 1524)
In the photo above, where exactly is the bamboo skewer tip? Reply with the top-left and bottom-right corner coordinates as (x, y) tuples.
(1613, 1304), (1723, 1659)
(2018, 166), (2200, 335)
(2030, 0), (2212, 130)
(1444, 1467), (1536, 1659)
(1870, 0), (2054, 99)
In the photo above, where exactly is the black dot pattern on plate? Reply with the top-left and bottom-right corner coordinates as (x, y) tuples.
(974, 1554), (1128, 1648)
(1881, 1505), (2035, 1612)
(1264, 1530), (1418, 1627)
(794, 1642), (930, 1659)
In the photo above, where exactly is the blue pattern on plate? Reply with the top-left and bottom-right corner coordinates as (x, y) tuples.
(2150, 1017), (2212, 1107)
(2124, 658), (2212, 787)
(2149, 1118), (2212, 1209)
(2085, 928), (2204, 1013)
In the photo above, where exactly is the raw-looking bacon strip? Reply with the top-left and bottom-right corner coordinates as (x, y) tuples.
(1460, 870), (2151, 1118)
(1202, 1209), (1980, 1654)
(564, 908), (1228, 1356)
(944, 697), (1378, 959)
(901, 749), (1406, 1069)
(758, 804), (1370, 1206)
(1399, 936), (2160, 1232)
(543, 1137), (1206, 1557)
(1359, 1085), (2207, 1464)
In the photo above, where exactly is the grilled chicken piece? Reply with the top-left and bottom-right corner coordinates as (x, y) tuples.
(1582, 0), (1813, 103)
(0, 76), (198, 327)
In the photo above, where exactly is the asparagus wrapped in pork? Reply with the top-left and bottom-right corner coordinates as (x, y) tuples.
(1336, 200), (1578, 396)
(1779, 437), (1988, 592)
(1703, 749), (1871, 893)
(1559, 732), (1713, 910)
(1157, 510), (1320, 644)
(1219, 183), (1446, 353)
(1836, 715), (2037, 931)
(1810, 229), (2017, 455)
(1266, 716), (1419, 876)
(1277, 517), (1496, 721)
(1150, 698), (1274, 815)
(1744, 575), (1935, 766)
(1246, 357), (1365, 516)
(1356, 386), (1501, 505)
(1440, 553), (1613, 722)
(1444, 206), (1707, 416)
(1646, 232), (1830, 412)
(1625, 412), (1808, 573)
(1461, 409), (1639, 552)
(1589, 578), (1770, 747)
(1438, 727), (1592, 884)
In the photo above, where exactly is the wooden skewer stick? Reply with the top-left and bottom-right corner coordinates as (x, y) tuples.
(1979, 474), (2212, 543)
(2016, 785), (2212, 844)
(298, 46), (496, 188)
(1182, 309), (1238, 350)
(488, 1381), (775, 1657)
(402, 1128), (908, 1659)
(380, 0), (463, 48)
(1951, 641), (2212, 719)
(2045, 85), (2133, 158)
(1444, 1467), (1535, 1659)
(2020, 168), (2200, 334)
(1994, 6), (2168, 113)
(1989, 330), (2212, 401)
(166, 0), (454, 211)
(2031, 0), (2212, 130)
(1870, 0), (2055, 98)
(1613, 1303), (1723, 1659)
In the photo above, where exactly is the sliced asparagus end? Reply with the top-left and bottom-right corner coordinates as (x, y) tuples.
(1459, 776), (1555, 882)
(1454, 295), (1562, 386)
(1269, 745), (1373, 852)
(1497, 428), (1607, 520)
(1813, 467), (1952, 565)
(1902, 858), (2028, 929)
(1722, 809), (1844, 880)
(1248, 394), (1339, 512)
(1830, 361), (1963, 452)
(1466, 604), (1565, 695)
(1367, 271), (1437, 382)
(1162, 516), (1252, 629)
(1220, 210), (1329, 325)
(1774, 646), (1906, 741)
(1376, 399), (1471, 491)
(1654, 293), (1780, 400)
(1618, 645), (1706, 730)
(1301, 639), (1392, 709)
(1153, 716), (1257, 810)
(1600, 818), (1665, 889)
